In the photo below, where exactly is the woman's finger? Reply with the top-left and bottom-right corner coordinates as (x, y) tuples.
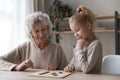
(49, 65), (54, 70)
(25, 59), (33, 68)
(43, 64), (48, 69)
(48, 65), (51, 70)
(44, 64), (54, 70)
(28, 60), (33, 68)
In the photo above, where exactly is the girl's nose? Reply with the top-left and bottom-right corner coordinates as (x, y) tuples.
(74, 32), (79, 39)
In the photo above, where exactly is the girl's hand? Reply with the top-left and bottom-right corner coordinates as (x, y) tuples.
(12, 59), (33, 71)
(43, 64), (55, 70)
(64, 65), (73, 72)
(75, 39), (88, 51)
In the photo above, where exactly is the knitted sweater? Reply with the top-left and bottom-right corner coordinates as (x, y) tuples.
(0, 41), (67, 71)
(69, 39), (102, 74)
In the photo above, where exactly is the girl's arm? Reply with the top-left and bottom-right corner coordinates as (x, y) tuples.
(75, 41), (102, 73)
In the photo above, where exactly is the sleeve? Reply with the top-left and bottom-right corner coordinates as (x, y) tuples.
(57, 46), (68, 70)
(0, 46), (22, 71)
(75, 42), (102, 73)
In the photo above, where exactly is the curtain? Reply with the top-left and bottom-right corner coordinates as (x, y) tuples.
(0, 0), (45, 56)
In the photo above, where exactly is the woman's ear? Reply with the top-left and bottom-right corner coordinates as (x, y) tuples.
(30, 32), (34, 39)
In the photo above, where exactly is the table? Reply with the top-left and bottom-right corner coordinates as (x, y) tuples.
(0, 69), (120, 80)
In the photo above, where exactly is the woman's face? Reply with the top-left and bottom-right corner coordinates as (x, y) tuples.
(31, 22), (49, 44)
(69, 21), (90, 40)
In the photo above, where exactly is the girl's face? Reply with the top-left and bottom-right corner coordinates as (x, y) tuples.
(69, 21), (90, 40)
(31, 22), (49, 44)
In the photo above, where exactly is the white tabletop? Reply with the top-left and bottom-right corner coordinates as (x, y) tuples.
(0, 69), (120, 80)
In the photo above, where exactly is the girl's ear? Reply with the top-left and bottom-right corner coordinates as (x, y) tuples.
(86, 22), (92, 29)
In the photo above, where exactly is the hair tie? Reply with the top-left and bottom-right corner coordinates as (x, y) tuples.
(77, 7), (82, 13)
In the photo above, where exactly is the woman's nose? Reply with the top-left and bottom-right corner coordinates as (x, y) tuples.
(39, 32), (43, 36)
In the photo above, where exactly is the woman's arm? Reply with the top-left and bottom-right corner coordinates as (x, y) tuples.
(0, 42), (30, 71)
(0, 48), (21, 71)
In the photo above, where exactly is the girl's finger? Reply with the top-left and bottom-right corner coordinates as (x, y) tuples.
(65, 66), (69, 72)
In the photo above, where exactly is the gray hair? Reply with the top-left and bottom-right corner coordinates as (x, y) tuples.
(25, 12), (52, 40)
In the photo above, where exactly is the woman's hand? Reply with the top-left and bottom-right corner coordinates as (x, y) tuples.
(12, 59), (33, 71)
(64, 65), (73, 72)
(75, 39), (88, 51)
(43, 64), (55, 70)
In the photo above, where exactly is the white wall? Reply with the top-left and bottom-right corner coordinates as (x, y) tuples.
(60, 0), (120, 15)
(45, 0), (120, 62)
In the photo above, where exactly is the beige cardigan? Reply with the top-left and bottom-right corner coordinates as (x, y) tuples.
(0, 41), (67, 71)
(69, 39), (103, 74)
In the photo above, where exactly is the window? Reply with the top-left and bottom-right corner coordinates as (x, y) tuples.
(0, 0), (28, 55)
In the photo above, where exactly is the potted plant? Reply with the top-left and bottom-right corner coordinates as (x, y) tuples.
(49, 0), (73, 31)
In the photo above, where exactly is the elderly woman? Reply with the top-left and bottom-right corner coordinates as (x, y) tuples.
(0, 12), (67, 71)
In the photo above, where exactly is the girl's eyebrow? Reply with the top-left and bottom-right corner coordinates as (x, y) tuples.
(72, 28), (78, 33)
(74, 27), (80, 31)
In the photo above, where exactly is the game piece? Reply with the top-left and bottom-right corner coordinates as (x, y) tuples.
(39, 71), (49, 75)
(51, 72), (57, 76)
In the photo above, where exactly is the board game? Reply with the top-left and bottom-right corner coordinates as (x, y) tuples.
(29, 70), (72, 78)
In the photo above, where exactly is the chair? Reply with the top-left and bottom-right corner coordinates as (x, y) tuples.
(101, 55), (120, 74)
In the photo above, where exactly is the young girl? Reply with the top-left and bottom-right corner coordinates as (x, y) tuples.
(64, 6), (102, 74)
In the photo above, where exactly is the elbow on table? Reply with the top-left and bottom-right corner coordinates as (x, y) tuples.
(82, 70), (90, 74)
(82, 68), (91, 74)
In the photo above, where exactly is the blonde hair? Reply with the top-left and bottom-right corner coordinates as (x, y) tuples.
(25, 12), (52, 40)
(69, 5), (95, 27)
